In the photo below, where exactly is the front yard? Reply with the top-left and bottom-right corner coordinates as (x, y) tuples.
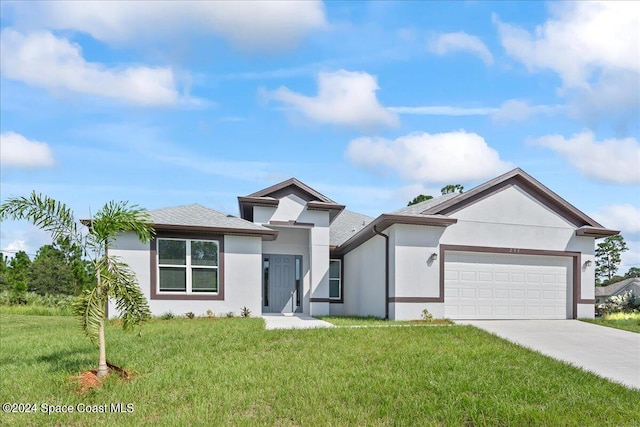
(1, 314), (638, 426)
(582, 312), (640, 333)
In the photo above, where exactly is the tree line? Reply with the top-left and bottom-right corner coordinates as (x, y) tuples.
(0, 240), (94, 303)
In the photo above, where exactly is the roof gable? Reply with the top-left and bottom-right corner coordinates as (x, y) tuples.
(247, 178), (335, 203)
(240, 178), (345, 223)
(424, 168), (605, 228)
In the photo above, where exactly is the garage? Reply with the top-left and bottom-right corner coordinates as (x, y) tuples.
(444, 251), (572, 319)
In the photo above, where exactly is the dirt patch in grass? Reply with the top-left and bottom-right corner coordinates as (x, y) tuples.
(70, 362), (133, 394)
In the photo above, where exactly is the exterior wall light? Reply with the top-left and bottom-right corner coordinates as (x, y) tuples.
(583, 260), (592, 268)
(429, 253), (438, 262)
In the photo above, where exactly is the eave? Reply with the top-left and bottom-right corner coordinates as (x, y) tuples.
(335, 214), (457, 255)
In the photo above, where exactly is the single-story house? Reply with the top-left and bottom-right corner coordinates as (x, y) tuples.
(110, 168), (618, 320)
(595, 278), (640, 304)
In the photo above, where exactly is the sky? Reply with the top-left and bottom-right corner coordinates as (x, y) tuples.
(0, 1), (639, 271)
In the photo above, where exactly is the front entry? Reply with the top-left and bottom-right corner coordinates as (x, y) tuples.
(263, 254), (302, 314)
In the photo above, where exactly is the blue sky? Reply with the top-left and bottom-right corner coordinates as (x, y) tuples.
(1, 1), (639, 271)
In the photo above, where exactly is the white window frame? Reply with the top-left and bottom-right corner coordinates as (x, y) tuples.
(157, 238), (219, 295)
(329, 259), (341, 300)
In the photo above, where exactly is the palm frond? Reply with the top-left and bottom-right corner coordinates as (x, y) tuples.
(90, 201), (155, 246)
(0, 192), (81, 245)
(72, 287), (105, 345)
(100, 255), (151, 331)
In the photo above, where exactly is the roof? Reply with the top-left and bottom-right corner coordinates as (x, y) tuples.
(595, 278), (640, 297)
(147, 204), (278, 240)
(239, 177), (344, 223)
(423, 168), (611, 230)
(332, 167), (619, 254)
(392, 193), (461, 216)
(330, 210), (374, 247)
(247, 177), (336, 203)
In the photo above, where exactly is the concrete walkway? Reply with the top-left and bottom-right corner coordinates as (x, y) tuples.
(262, 314), (334, 330)
(459, 320), (640, 390)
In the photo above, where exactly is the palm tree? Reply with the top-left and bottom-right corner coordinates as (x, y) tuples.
(0, 192), (154, 377)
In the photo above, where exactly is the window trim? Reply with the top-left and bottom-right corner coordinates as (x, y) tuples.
(157, 238), (219, 295)
(150, 233), (225, 301)
(329, 258), (342, 302)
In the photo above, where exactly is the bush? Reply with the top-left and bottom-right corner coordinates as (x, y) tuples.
(603, 290), (640, 314)
(421, 309), (434, 323)
(240, 306), (251, 318)
(206, 309), (216, 319)
(185, 311), (195, 319)
(225, 311), (234, 318)
(160, 312), (175, 320)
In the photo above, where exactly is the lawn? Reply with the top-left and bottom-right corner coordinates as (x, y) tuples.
(316, 315), (452, 327)
(1, 315), (639, 426)
(582, 312), (640, 333)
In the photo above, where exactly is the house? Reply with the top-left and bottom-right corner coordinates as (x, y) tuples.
(595, 278), (640, 304)
(110, 168), (618, 320)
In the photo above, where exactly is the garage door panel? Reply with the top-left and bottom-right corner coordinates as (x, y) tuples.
(444, 252), (571, 320)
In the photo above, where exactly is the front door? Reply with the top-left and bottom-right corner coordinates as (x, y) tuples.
(263, 254), (301, 313)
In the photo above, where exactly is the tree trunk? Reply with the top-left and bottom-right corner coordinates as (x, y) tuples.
(96, 264), (108, 377)
(97, 314), (108, 377)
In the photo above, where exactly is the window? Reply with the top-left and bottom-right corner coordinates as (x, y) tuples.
(329, 259), (341, 300)
(158, 239), (219, 294)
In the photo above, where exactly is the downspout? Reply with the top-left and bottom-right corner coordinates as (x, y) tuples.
(373, 225), (389, 320)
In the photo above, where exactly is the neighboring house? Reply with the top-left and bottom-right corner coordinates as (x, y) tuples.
(595, 278), (640, 304)
(110, 168), (618, 320)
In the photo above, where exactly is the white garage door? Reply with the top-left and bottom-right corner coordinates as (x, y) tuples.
(444, 252), (572, 319)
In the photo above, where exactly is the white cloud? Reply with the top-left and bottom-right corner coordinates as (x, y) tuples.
(0, 29), (184, 106)
(491, 99), (565, 122)
(592, 205), (640, 235)
(0, 131), (54, 168)
(1, 240), (29, 258)
(8, 1), (326, 51)
(388, 106), (497, 116)
(532, 131), (640, 185)
(266, 70), (399, 130)
(345, 131), (513, 183)
(495, 2), (640, 125)
(388, 99), (563, 122)
(427, 32), (494, 65)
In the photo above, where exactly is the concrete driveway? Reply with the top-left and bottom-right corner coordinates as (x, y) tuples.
(459, 320), (640, 390)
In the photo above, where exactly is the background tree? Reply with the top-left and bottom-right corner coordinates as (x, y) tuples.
(624, 267), (640, 279)
(0, 253), (9, 291)
(407, 194), (433, 206)
(0, 192), (154, 377)
(441, 184), (464, 195)
(8, 251), (31, 304)
(595, 235), (628, 284)
(29, 245), (77, 295)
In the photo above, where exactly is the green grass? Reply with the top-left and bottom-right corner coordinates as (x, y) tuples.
(582, 312), (640, 333)
(317, 315), (452, 327)
(0, 304), (74, 316)
(1, 315), (638, 426)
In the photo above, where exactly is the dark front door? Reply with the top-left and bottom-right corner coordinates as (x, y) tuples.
(263, 254), (301, 313)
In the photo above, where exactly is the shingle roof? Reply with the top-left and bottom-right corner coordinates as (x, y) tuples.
(148, 204), (273, 232)
(595, 278), (640, 297)
(330, 210), (374, 247)
(392, 193), (462, 216)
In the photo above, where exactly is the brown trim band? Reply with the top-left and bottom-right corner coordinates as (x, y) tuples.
(310, 298), (332, 303)
(575, 226), (620, 238)
(150, 233), (225, 301)
(269, 220), (315, 227)
(154, 224), (278, 240)
(389, 297), (442, 303)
